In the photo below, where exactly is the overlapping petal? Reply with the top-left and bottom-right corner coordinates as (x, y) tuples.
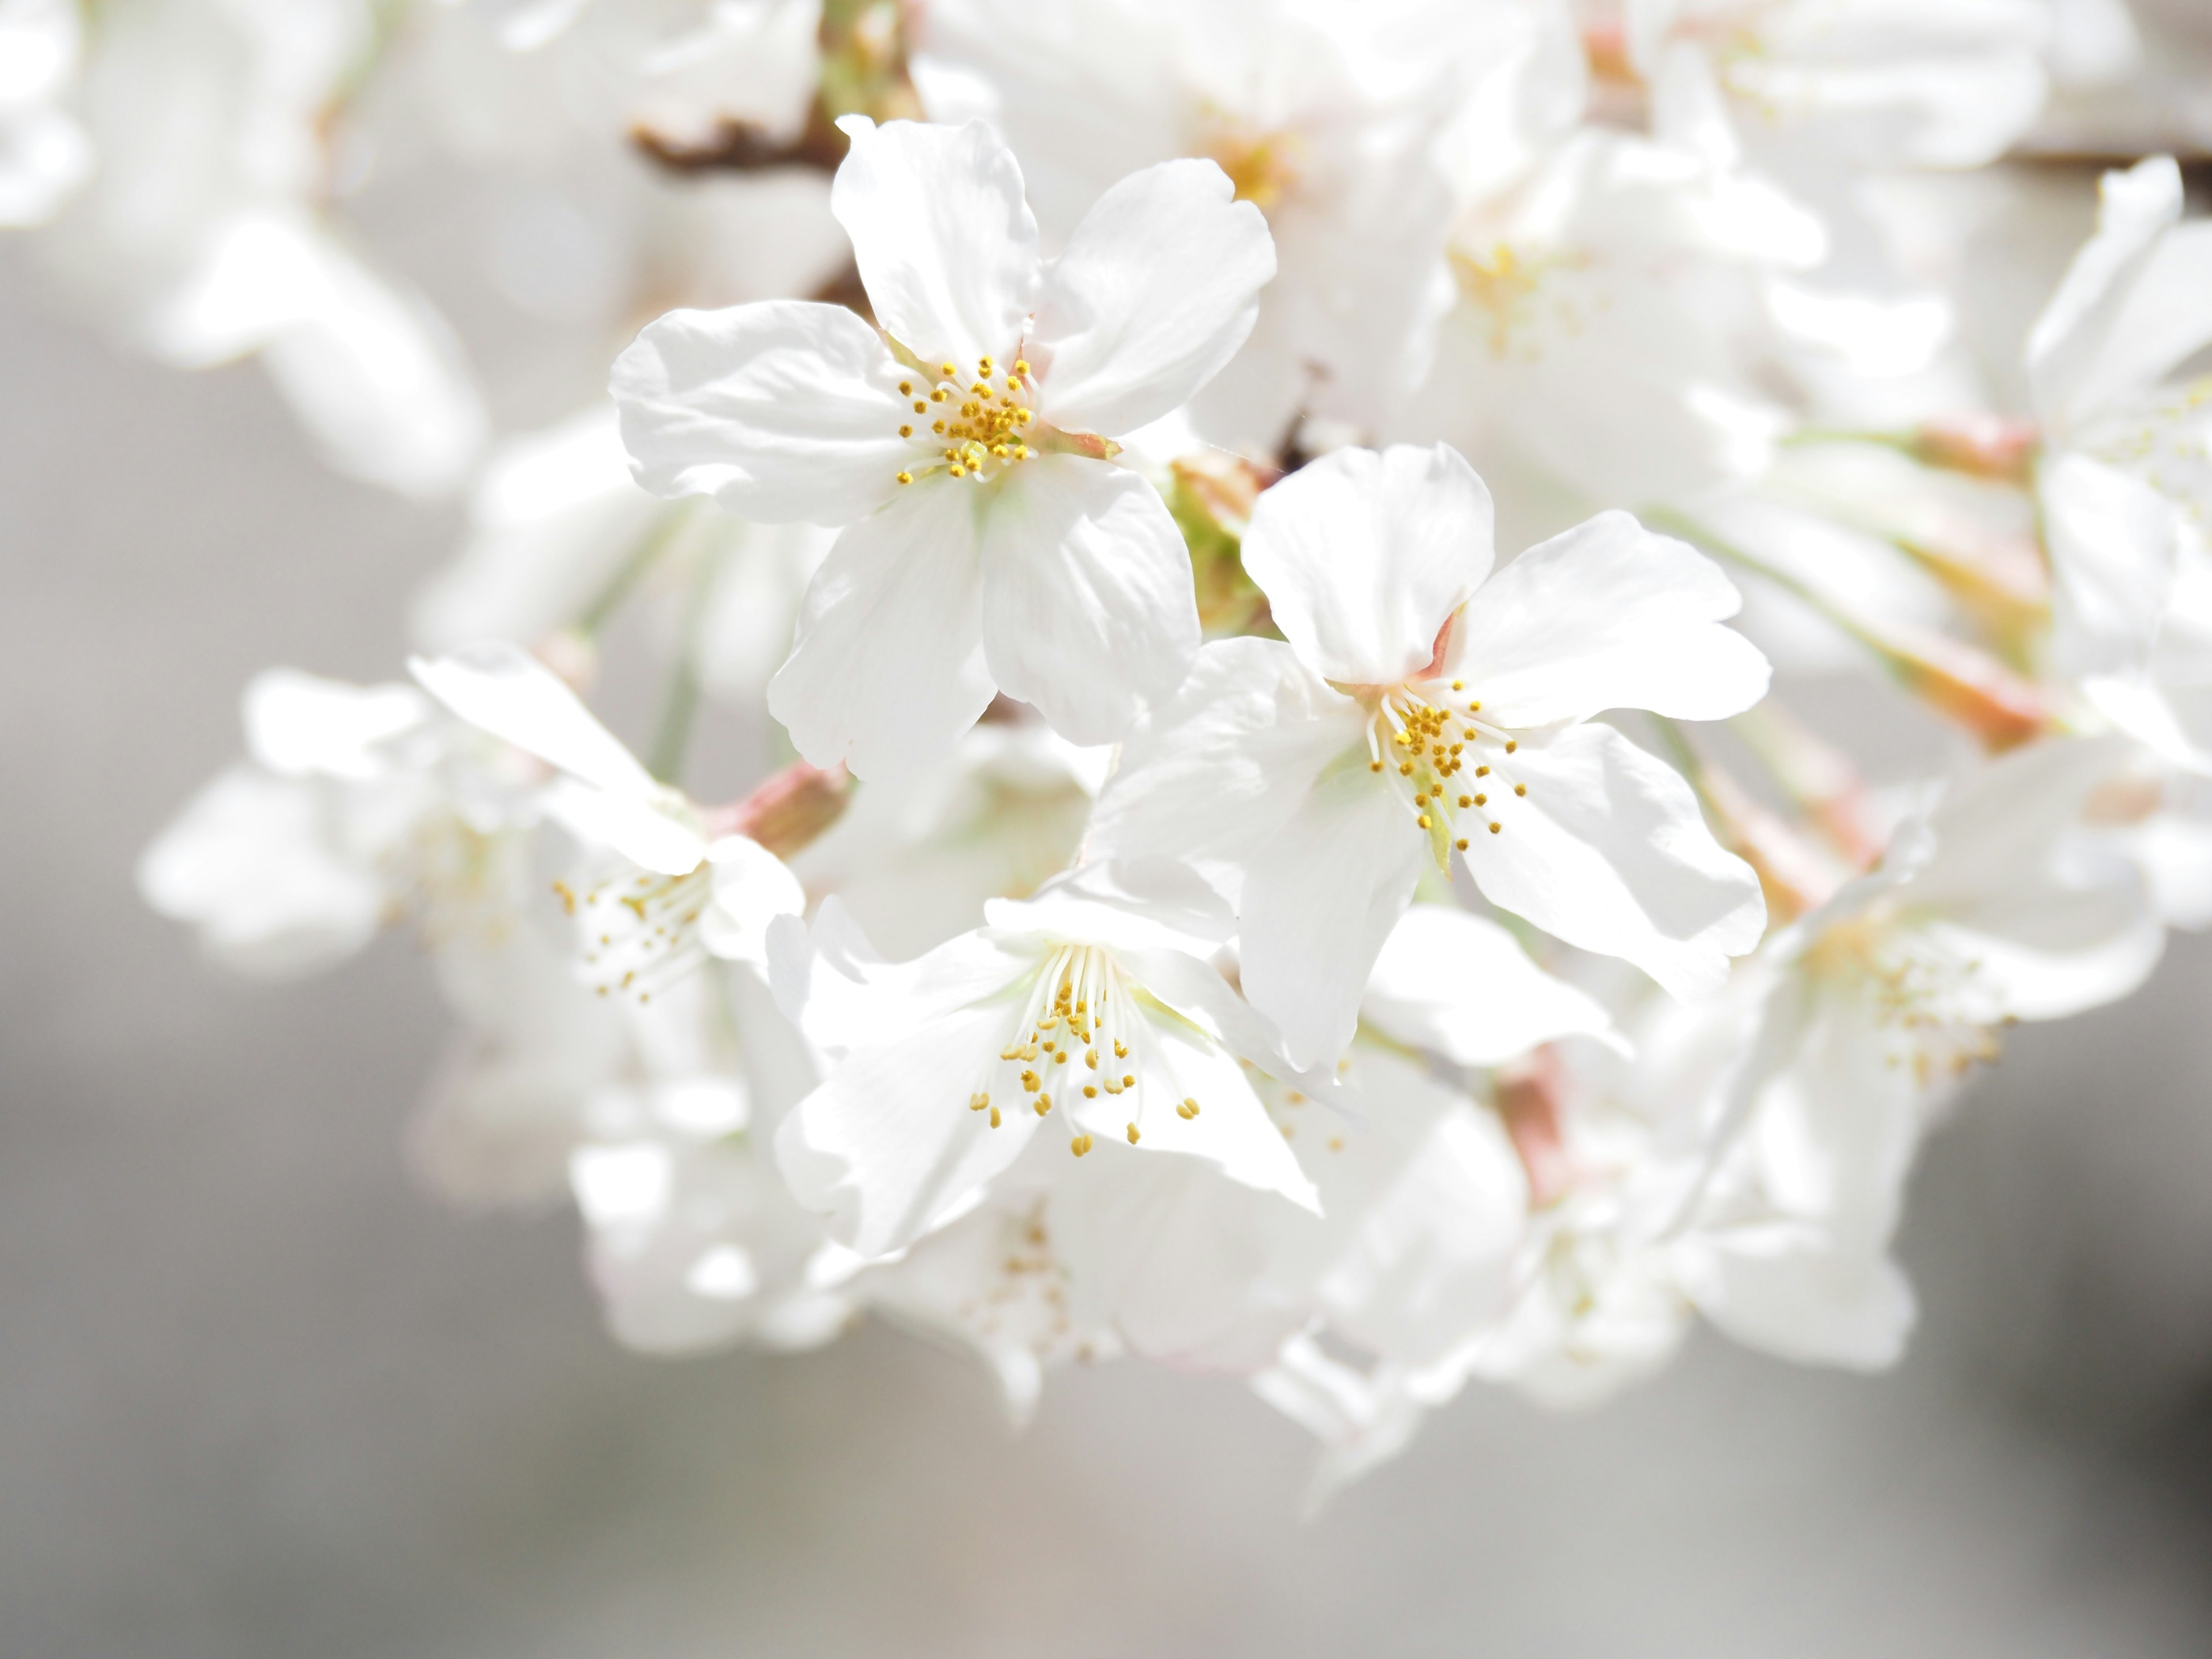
(1028, 157), (1275, 437)
(831, 115), (1040, 370)
(977, 454), (1199, 744)
(1463, 721), (1766, 999)
(1243, 444), (1494, 686)
(767, 484), (996, 782)
(612, 300), (912, 527)
(1440, 512), (1770, 726)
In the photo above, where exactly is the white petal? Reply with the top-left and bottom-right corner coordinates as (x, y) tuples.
(2039, 452), (2178, 680)
(2028, 157), (2212, 430)
(766, 483), (995, 781)
(832, 115), (1039, 370)
(1442, 512), (1769, 726)
(1244, 444), (1494, 686)
(539, 778), (709, 877)
(1681, 1226), (1915, 1371)
(1463, 721), (1766, 999)
(1240, 762), (1428, 1071)
(410, 643), (655, 798)
(137, 767), (388, 978)
(611, 300), (911, 526)
(775, 1003), (1033, 1259)
(1117, 1001), (1320, 1213)
(978, 455), (1199, 744)
(243, 670), (429, 782)
(1028, 158), (1275, 437)
(1362, 904), (1618, 1065)
(696, 835), (809, 968)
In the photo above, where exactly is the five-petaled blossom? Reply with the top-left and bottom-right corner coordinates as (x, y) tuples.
(770, 863), (1319, 1262)
(1090, 442), (1772, 1068)
(611, 115), (1277, 779)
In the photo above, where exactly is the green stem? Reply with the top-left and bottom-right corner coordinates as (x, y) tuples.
(578, 502), (698, 639)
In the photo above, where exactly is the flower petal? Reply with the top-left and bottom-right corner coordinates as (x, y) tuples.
(1463, 721), (1766, 999)
(1442, 512), (1769, 726)
(1085, 637), (1368, 899)
(775, 1002), (1037, 1259)
(410, 642), (655, 798)
(2039, 452), (2177, 680)
(611, 300), (911, 526)
(1362, 904), (1618, 1065)
(976, 454), (1199, 745)
(1243, 444), (1494, 686)
(1028, 158), (1275, 437)
(696, 835), (809, 969)
(1240, 762), (1428, 1071)
(832, 115), (1040, 371)
(766, 483), (996, 781)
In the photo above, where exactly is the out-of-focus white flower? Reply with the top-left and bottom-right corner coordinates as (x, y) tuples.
(1091, 443), (1770, 1066)
(410, 642), (808, 985)
(1395, 124), (1825, 525)
(916, 0), (1575, 449)
(771, 862), (1319, 1263)
(36, 0), (487, 495)
(2028, 157), (2212, 770)
(138, 668), (535, 977)
(613, 116), (1273, 774)
(1606, 0), (2058, 171)
(0, 0), (89, 226)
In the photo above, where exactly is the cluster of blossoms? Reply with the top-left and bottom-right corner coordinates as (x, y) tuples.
(36, 0), (2201, 1497)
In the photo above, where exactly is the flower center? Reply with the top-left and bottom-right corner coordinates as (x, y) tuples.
(1804, 910), (2005, 1085)
(892, 353), (1037, 488)
(964, 944), (1203, 1157)
(562, 863), (710, 1003)
(1366, 680), (1530, 865)
(1449, 240), (1592, 362)
(1200, 125), (1299, 211)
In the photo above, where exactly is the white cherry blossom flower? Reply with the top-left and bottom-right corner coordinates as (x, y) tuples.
(770, 863), (1319, 1263)
(1090, 442), (1770, 1067)
(611, 115), (1274, 775)
(409, 642), (808, 993)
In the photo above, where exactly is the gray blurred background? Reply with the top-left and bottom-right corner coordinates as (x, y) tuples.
(11, 129), (2212, 1659)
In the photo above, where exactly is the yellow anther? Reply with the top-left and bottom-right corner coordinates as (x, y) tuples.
(912, 400), (926, 414)
(1452, 680), (1464, 690)
(940, 362), (956, 377)
(1476, 765), (1490, 777)
(969, 1092), (990, 1111)
(899, 381), (913, 395)
(1183, 1097), (1200, 1117)
(1013, 358), (1029, 376)
(1474, 794), (1487, 806)
(1456, 838), (1469, 850)
(1398, 762), (1414, 776)
(899, 425), (912, 437)
(896, 471), (913, 484)
(978, 355), (994, 373)
(1112, 1041), (1126, 1059)
(990, 1106), (1002, 1126)
(1514, 783), (1527, 796)
(930, 389), (947, 403)
(1122, 1073), (1135, 1088)
(1126, 1123), (1140, 1144)
(1369, 760), (1383, 773)
(1035, 1096), (1051, 1116)
(1085, 1050), (1099, 1069)
(949, 465), (965, 478)
(1054, 1051), (1068, 1065)
(1469, 700), (1481, 712)
(1458, 794), (1472, 807)
(1071, 1135), (1093, 1157)
(1417, 814), (1431, 828)
(1489, 822), (1501, 834)
(1084, 1085), (1098, 1098)
(1505, 740), (1518, 753)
